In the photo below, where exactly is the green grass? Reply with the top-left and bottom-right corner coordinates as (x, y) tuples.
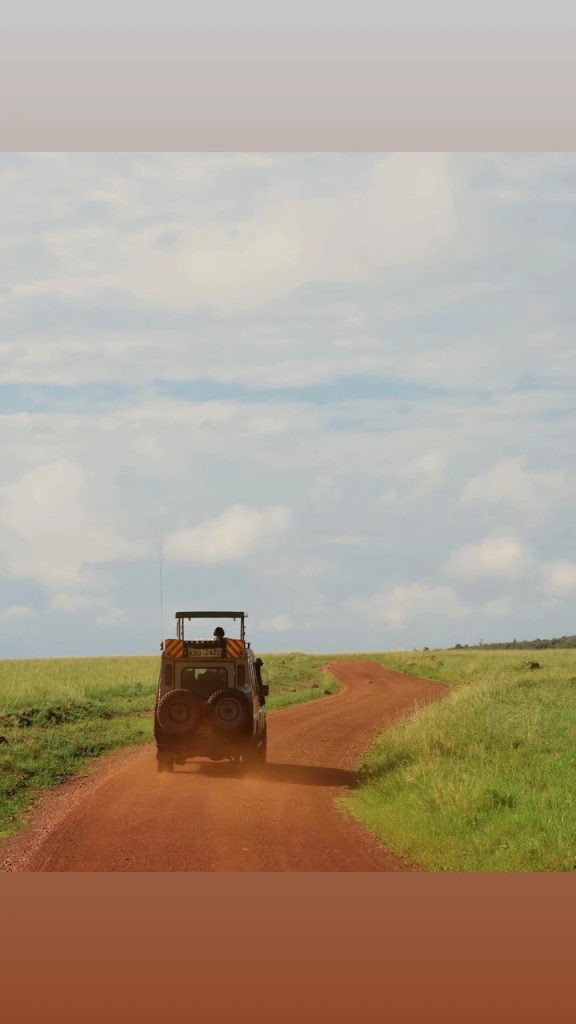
(341, 649), (576, 872)
(260, 653), (337, 709)
(0, 652), (338, 843)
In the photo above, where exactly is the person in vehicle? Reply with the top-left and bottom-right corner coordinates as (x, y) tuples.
(213, 626), (226, 641)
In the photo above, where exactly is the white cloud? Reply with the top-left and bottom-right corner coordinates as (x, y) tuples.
(261, 613), (292, 631)
(379, 486), (402, 508)
(378, 451), (447, 505)
(2, 153), (576, 407)
(94, 607), (126, 627)
(351, 583), (471, 629)
(396, 452), (446, 488)
(4, 154), (456, 314)
(0, 459), (148, 591)
(460, 456), (568, 515)
(483, 596), (513, 618)
(540, 561), (576, 597)
(447, 537), (534, 581)
(0, 604), (37, 621)
(50, 591), (127, 627)
(163, 504), (292, 565)
(323, 535), (368, 547)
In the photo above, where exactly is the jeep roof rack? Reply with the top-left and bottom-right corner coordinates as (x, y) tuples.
(175, 610), (246, 641)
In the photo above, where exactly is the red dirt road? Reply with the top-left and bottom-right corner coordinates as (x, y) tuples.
(0, 660), (447, 872)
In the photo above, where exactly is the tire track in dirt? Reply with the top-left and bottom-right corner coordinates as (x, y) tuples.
(0, 660), (447, 871)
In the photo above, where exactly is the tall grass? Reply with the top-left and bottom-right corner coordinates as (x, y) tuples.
(0, 655), (160, 712)
(341, 649), (576, 871)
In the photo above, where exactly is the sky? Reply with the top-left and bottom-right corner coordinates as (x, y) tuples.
(1, 152), (575, 657)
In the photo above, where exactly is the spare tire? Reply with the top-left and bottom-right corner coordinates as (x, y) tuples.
(207, 689), (251, 735)
(156, 689), (204, 737)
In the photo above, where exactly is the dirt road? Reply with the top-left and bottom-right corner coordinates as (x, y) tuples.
(0, 660), (447, 871)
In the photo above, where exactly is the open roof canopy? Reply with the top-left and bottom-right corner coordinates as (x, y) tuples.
(174, 610), (246, 641)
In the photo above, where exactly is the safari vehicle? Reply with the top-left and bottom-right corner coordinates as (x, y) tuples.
(154, 610), (268, 773)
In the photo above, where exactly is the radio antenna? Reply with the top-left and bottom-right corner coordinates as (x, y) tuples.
(158, 538), (165, 646)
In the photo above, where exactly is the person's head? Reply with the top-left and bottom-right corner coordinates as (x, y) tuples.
(213, 626), (225, 640)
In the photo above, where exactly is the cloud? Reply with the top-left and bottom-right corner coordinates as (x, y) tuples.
(379, 451), (447, 506)
(3, 154), (456, 314)
(323, 535), (368, 547)
(460, 456), (569, 515)
(447, 537), (534, 581)
(0, 459), (148, 591)
(350, 582), (471, 629)
(539, 561), (576, 597)
(49, 591), (126, 626)
(396, 452), (446, 488)
(0, 604), (37, 622)
(2, 153), (576, 410)
(261, 613), (292, 631)
(483, 596), (513, 618)
(163, 504), (292, 565)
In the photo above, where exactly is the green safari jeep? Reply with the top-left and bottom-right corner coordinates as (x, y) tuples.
(154, 610), (268, 773)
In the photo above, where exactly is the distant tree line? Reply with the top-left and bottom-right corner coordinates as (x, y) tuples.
(451, 635), (576, 650)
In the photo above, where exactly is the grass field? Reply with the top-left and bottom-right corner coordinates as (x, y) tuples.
(0, 651), (337, 843)
(341, 649), (576, 872)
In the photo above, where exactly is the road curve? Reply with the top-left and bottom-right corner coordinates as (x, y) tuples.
(0, 660), (447, 871)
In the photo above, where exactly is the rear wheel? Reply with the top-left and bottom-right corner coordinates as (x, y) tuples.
(243, 726), (267, 767)
(257, 725), (268, 763)
(157, 749), (174, 773)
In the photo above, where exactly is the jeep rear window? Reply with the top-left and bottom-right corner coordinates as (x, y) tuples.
(181, 667), (229, 685)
